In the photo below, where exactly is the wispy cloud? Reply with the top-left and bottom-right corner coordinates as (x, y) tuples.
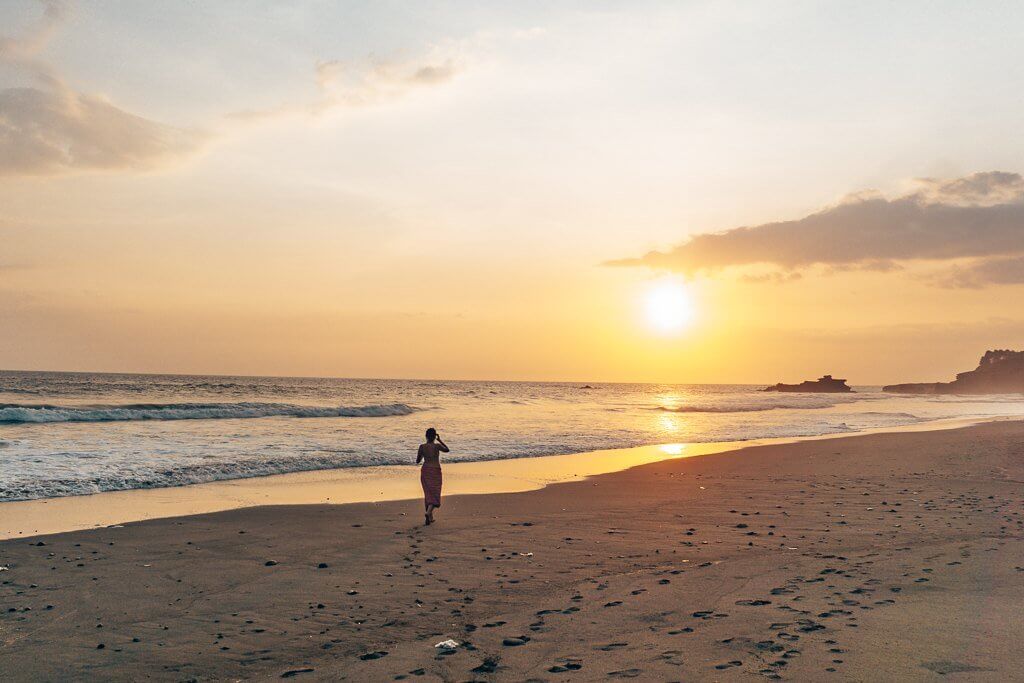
(932, 255), (1024, 289)
(2, 3), (467, 174)
(0, 1), (206, 176)
(229, 52), (462, 122)
(608, 171), (1024, 287)
(0, 86), (206, 176)
(0, 0), (68, 63)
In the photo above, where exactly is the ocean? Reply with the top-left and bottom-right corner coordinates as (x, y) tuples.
(1, 370), (1022, 502)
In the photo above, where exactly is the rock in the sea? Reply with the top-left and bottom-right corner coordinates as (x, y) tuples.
(762, 375), (852, 393)
(883, 349), (1024, 394)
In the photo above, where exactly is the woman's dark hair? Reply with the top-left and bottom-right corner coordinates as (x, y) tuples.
(426, 427), (437, 441)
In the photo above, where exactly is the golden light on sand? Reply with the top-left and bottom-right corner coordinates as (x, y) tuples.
(644, 280), (694, 334)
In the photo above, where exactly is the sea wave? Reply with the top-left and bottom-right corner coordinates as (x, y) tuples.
(654, 399), (858, 413)
(0, 421), (866, 501)
(0, 402), (419, 424)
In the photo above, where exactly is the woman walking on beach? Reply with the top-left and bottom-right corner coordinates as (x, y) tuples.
(417, 427), (448, 525)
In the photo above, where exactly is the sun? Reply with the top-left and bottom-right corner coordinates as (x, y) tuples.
(643, 281), (694, 334)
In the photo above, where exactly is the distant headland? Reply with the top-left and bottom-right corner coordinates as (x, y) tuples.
(762, 375), (852, 393)
(883, 349), (1024, 395)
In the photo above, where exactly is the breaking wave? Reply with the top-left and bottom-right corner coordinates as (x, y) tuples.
(0, 402), (418, 424)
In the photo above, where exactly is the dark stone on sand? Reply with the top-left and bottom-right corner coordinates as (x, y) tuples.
(317, 563), (328, 569)
(264, 560), (278, 566)
(503, 637), (529, 647)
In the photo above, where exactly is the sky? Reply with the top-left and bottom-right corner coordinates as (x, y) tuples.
(2, 0), (1024, 383)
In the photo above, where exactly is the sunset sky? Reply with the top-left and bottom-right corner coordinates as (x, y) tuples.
(3, 1), (1024, 383)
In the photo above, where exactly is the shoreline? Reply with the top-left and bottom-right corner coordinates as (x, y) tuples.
(0, 414), (1008, 539)
(2, 420), (1023, 680)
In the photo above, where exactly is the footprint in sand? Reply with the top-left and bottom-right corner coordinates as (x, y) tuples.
(280, 668), (315, 677)
(606, 669), (642, 678)
(667, 627), (694, 635)
(471, 659), (498, 674)
(921, 661), (992, 675)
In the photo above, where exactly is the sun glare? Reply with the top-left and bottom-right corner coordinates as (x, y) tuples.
(644, 281), (694, 334)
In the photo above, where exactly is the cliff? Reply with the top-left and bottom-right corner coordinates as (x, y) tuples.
(883, 350), (1024, 394)
(763, 375), (852, 393)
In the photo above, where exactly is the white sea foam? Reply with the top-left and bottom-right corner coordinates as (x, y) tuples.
(0, 402), (418, 424)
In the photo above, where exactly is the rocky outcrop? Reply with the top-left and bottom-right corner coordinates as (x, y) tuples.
(883, 350), (1024, 394)
(763, 375), (852, 393)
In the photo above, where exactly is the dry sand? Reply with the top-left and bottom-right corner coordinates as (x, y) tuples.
(2, 421), (1023, 681)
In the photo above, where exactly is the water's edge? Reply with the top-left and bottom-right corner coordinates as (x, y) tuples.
(0, 415), (1011, 540)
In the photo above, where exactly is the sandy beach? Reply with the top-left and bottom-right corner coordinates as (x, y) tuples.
(2, 421), (1023, 681)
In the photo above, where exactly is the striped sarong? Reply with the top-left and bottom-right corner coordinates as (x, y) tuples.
(420, 465), (442, 507)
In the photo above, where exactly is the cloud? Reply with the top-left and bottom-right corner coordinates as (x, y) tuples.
(0, 86), (206, 176)
(933, 255), (1024, 289)
(608, 172), (1024, 287)
(0, 0), (68, 63)
(229, 53), (461, 122)
(3, 3), (464, 171)
(0, 1), (206, 176)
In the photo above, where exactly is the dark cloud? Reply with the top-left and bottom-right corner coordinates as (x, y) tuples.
(608, 172), (1024, 286)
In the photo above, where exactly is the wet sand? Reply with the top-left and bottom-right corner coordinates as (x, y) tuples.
(2, 421), (1023, 681)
